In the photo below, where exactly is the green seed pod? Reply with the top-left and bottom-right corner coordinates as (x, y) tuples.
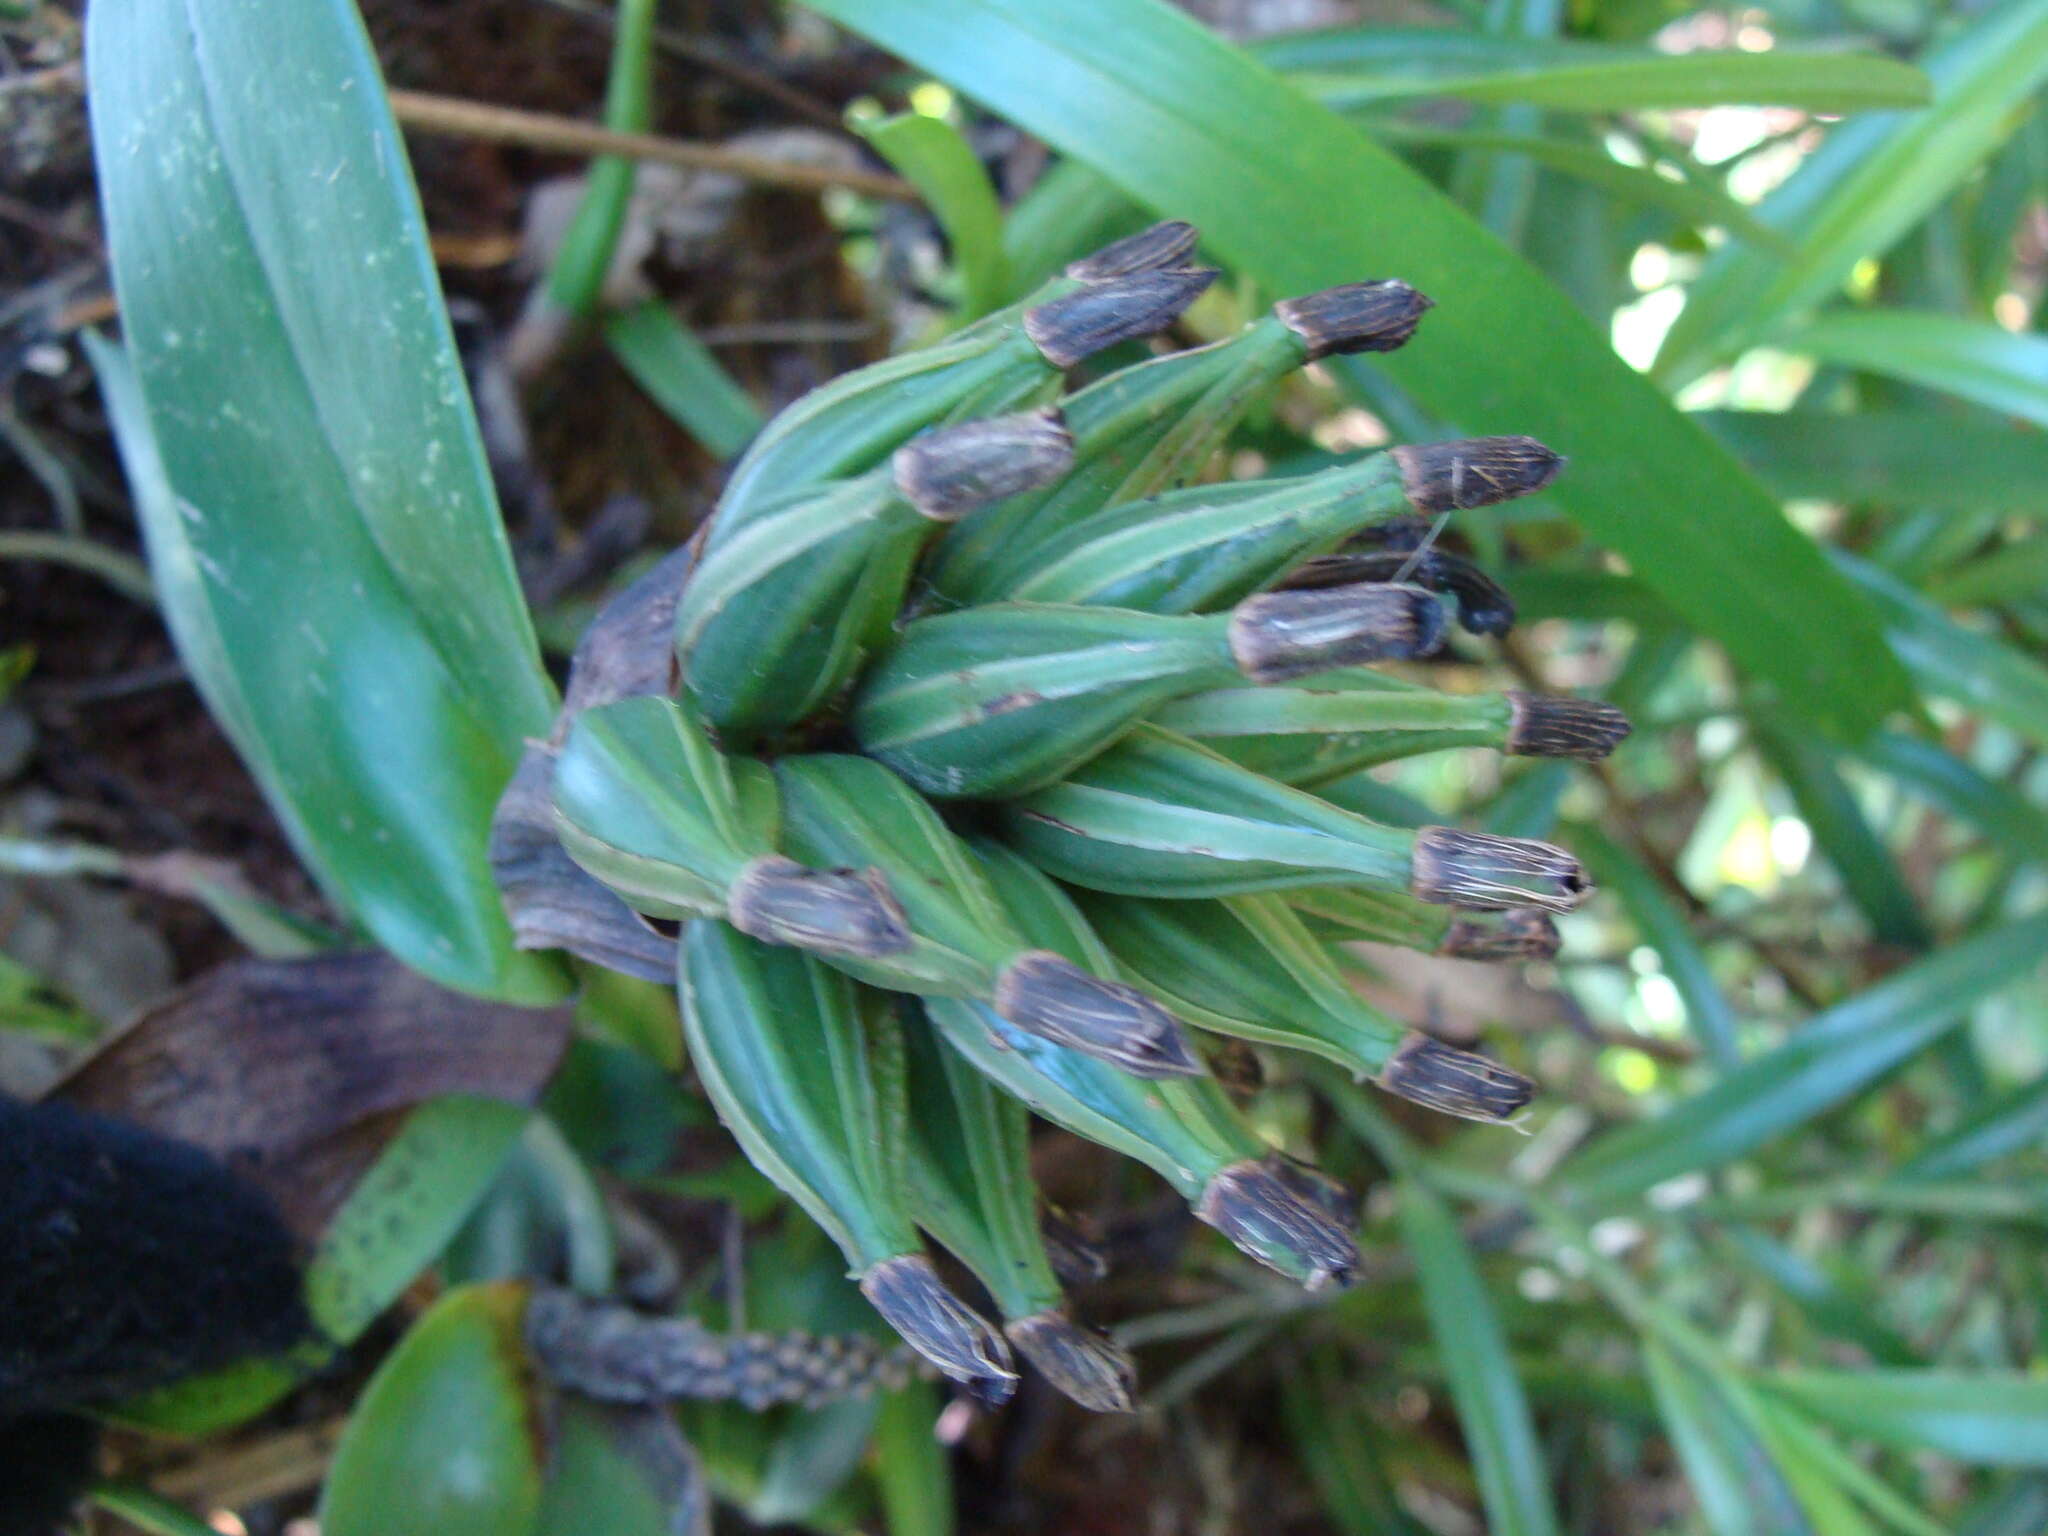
(773, 753), (1202, 1077)
(851, 588), (1442, 799)
(1080, 890), (1535, 1120)
(674, 410), (1075, 742)
(1154, 669), (1632, 785)
(900, 1016), (1136, 1412)
(1001, 436), (1563, 614)
(922, 841), (1360, 1291)
(1291, 886), (1562, 962)
(703, 226), (1211, 545)
(676, 919), (1016, 1400)
(928, 281), (1436, 604)
(1079, 891), (1406, 1076)
(551, 696), (912, 963)
(998, 724), (1589, 910)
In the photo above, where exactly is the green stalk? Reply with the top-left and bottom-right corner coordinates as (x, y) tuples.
(544, 0), (658, 318)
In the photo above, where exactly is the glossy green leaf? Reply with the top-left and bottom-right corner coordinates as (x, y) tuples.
(1570, 822), (1741, 1072)
(87, 0), (563, 1000)
(1288, 38), (1929, 113)
(800, 0), (1910, 738)
(1698, 409), (2048, 515)
(1398, 1179), (1559, 1536)
(534, 1399), (690, 1536)
(1782, 311), (2048, 430)
(605, 301), (764, 459)
(1656, 0), (2048, 384)
(1765, 1372), (2048, 1467)
(307, 1096), (531, 1343)
(320, 1283), (544, 1536)
(1561, 909), (2048, 1206)
(857, 111), (1011, 319)
(1642, 1338), (1813, 1536)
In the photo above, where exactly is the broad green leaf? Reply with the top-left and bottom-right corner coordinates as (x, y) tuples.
(1561, 909), (2048, 1206)
(320, 1283), (544, 1536)
(1570, 821), (1742, 1071)
(1642, 1338), (1813, 1536)
(307, 1096), (531, 1343)
(800, 0), (1912, 738)
(1398, 1179), (1560, 1536)
(857, 111), (1011, 319)
(1782, 311), (2048, 430)
(1891, 1074), (2048, 1183)
(605, 301), (765, 459)
(87, 0), (563, 1001)
(1766, 1372), (2048, 1467)
(534, 1399), (686, 1536)
(1699, 409), (2048, 515)
(1291, 41), (1929, 113)
(1656, 0), (2048, 385)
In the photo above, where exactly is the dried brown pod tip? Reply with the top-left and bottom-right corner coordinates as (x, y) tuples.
(1275, 279), (1434, 359)
(1024, 266), (1220, 368)
(727, 855), (912, 959)
(1439, 907), (1562, 963)
(1260, 1151), (1362, 1229)
(1007, 1309), (1138, 1413)
(1064, 219), (1202, 280)
(994, 950), (1204, 1078)
(1506, 693), (1633, 760)
(1197, 1158), (1361, 1293)
(1393, 435), (1565, 513)
(894, 410), (1075, 521)
(1410, 825), (1591, 913)
(1229, 583), (1446, 682)
(860, 1254), (1018, 1405)
(1040, 1205), (1111, 1287)
(1284, 544), (1517, 637)
(1378, 1032), (1535, 1123)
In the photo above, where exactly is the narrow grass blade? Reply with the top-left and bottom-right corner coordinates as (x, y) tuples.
(1560, 909), (2048, 1206)
(1891, 1074), (2048, 1183)
(1700, 409), (2048, 515)
(1569, 823), (1740, 1072)
(605, 301), (764, 458)
(1764, 1372), (2048, 1468)
(1397, 1178), (1559, 1536)
(1655, 0), (2048, 385)
(1851, 731), (2048, 868)
(1782, 311), (2048, 430)
(1295, 42), (1929, 113)
(1642, 1338), (1813, 1536)
(857, 111), (1011, 319)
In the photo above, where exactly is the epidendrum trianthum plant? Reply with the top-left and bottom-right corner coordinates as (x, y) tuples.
(494, 220), (1630, 1412)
